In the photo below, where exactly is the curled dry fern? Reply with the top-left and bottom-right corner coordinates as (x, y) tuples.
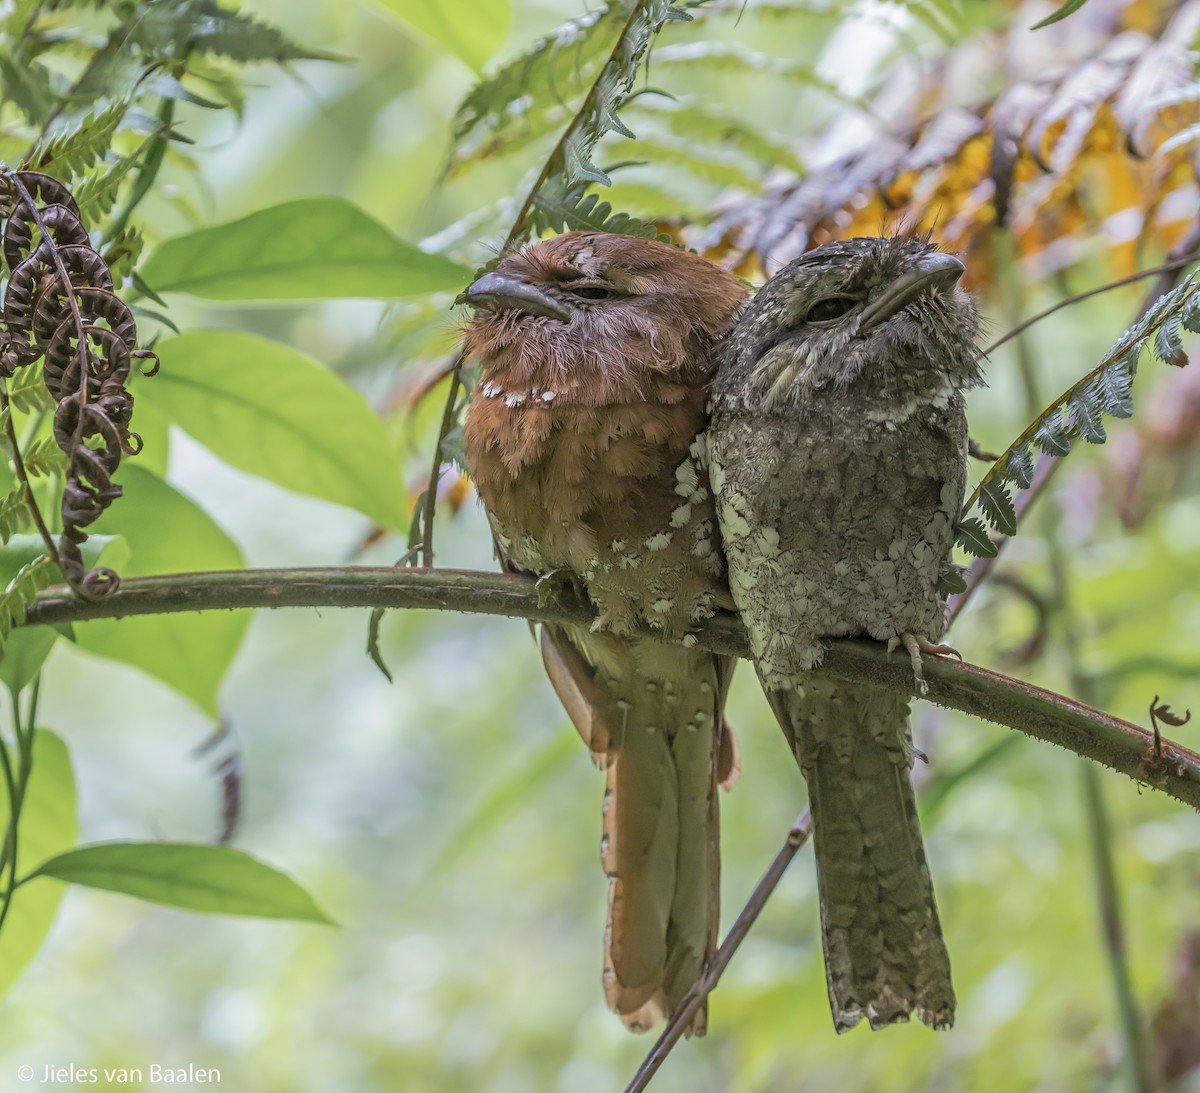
(0, 168), (157, 601)
(956, 268), (1200, 557)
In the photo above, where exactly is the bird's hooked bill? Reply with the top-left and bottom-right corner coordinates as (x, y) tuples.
(463, 271), (572, 321)
(857, 252), (965, 332)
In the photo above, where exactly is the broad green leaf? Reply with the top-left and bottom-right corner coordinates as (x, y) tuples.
(76, 466), (247, 716)
(371, 0), (510, 70)
(0, 628), (58, 698)
(138, 197), (470, 300)
(27, 842), (331, 923)
(138, 331), (409, 532)
(0, 730), (77, 995)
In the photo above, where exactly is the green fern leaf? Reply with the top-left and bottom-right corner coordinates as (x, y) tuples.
(1182, 292), (1200, 333)
(0, 487), (32, 546)
(1004, 443), (1035, 489)
(954, 517), (997, 558)
(937, 563), (967, 596)
(20, 436), (68, 478)
(448, 8), (617, 175)
(73, 142), (153, 222)
(978, 479), (1017, 536)
(1153, 311), (1183, 364)
(1068, 390), (1106, 443)
(1099, 359), (1135, 418)
(6, 367), (55, 415)
(0, 554), (53, 643)
(1034, 408), (1071, 456)
(23, 99), (131, 183)
(531, 183), (661, 238)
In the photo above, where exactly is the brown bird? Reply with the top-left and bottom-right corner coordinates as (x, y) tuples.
(461, 231), (748, 1033)
(707, 236), (983, 1032)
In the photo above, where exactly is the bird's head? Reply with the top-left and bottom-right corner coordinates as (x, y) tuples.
(716, 236), (982, 410)
(462, 232), (747, 400)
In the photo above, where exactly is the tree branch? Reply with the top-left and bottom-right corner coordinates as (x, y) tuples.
(22, 566), (1200, 811)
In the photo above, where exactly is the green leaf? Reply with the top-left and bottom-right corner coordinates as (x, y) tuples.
(0, 536), (125, 693)
(0, 628), (58, 698)
(936, 564), (967, 596)
(1034, 408), (1071, 457)
(1004, 443), (1035, 490)
(75, 465), (247, 716)
(139, 331), (409, 532)
(955, 517), (997, 558)
(1068, 391), (1106, 444)
(138, 197), (470, 301)
(0, 730), (77, 995)
(27, 842), (332, 924)
(979, 479), (1017, 536)
(371, 0), (510, 71)
(1031, 0), (1090, 29)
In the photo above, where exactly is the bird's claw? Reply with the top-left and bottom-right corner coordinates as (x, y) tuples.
(886, 632), (961, 696)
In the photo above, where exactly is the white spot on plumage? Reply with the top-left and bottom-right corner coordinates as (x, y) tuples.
(644, 531), (672, 551)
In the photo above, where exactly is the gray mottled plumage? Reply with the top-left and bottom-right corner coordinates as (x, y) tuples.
(707, 235), (983, 1032)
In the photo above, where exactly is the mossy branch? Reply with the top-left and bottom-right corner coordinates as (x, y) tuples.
(22, 565), (1200, 811)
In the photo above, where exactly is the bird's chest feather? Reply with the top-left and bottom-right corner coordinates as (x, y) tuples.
(710, 393), (965, 676)
(465, 385), (703, 579)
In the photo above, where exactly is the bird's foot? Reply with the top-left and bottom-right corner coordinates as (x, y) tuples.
(886, 632), (961, 696)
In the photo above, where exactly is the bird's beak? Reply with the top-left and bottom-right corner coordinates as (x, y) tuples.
(857, 252), (965, 333)
(463, 271), (571, 321)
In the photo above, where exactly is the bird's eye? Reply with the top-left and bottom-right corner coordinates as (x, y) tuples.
(568, 285), (615, 301)
(805, 297), (856, 322)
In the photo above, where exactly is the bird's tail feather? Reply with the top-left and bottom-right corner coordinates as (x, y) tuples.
(770, 677), (954, 1032)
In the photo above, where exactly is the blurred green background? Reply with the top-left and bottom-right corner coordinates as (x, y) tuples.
(0, 0), (1199, 1090)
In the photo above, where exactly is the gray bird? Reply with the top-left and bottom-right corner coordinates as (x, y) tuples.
(706, 235), (983, 1032)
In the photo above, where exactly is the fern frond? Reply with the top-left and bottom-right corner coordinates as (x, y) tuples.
(0, 486), (32, 546)
(628, 97), (805, 175)
(517, 1), (698, 241)
(20, 436), (68, 479)
(531, 185), (662, 239)
(22, 99), (131, 183)
(5, 367), (55, 416)
(447, 7), (619, 177)
(73, 140), (153, 223)
(0, 554), (53, 645)
(651, 41), (875, 114)
(959, 267), (1200, 545)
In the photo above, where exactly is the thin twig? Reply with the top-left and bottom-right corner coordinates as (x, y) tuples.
(980, 251), (1200, 358)
(418, 347), (465, 567)
(625, 809), (813, 1093)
